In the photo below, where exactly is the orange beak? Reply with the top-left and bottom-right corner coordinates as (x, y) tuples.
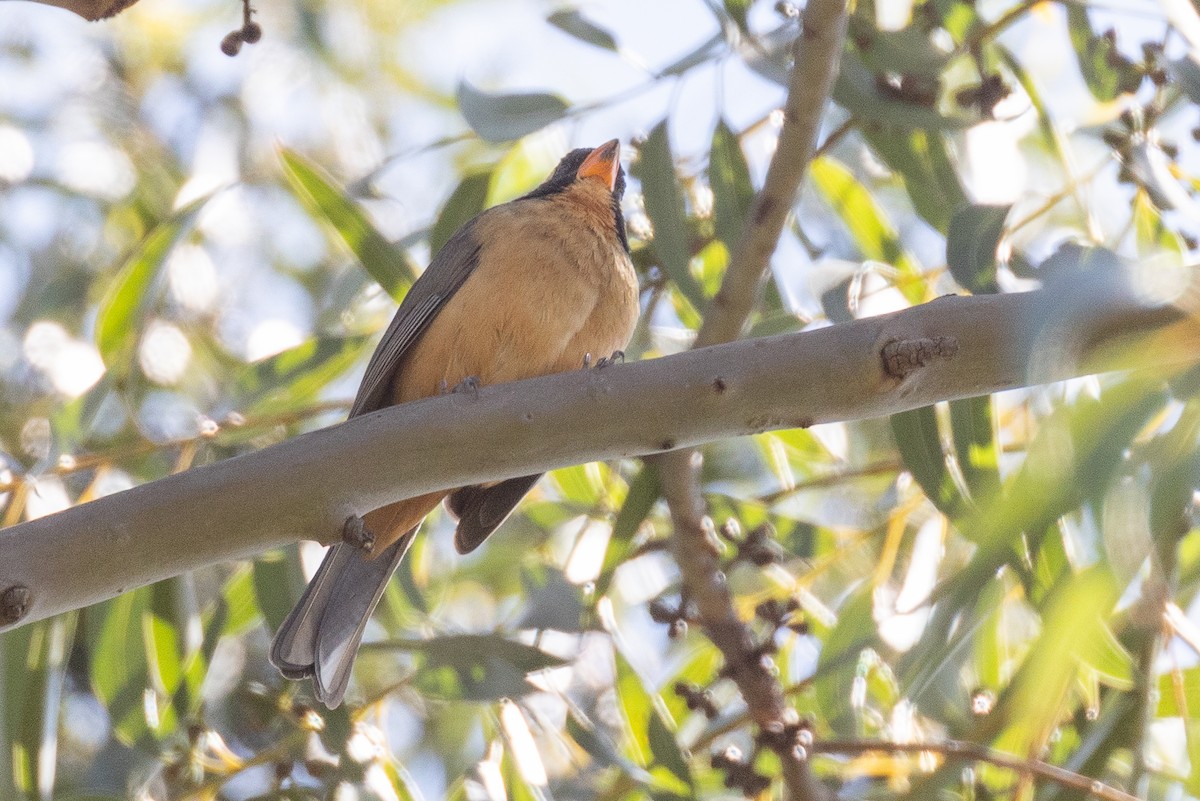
(576, 139), (621, 191)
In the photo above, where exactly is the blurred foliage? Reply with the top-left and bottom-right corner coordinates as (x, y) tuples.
(0, 0), (1199, 798)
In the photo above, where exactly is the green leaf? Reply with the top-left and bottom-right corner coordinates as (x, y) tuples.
(813, 588), (877, 733)
(87, 589), (152, 745)
(1, 615), (76, 799)
(997, 567), (1123, 754)
(547, 9), (618, 50)
(363, 634), (567, 701)
(279, 148), (417, 302)
(430, 170), (493, 256)
(552, 463), (602, 507)
(723, 0), (750, 32)
(946, 204), (1010, 294)
(456, 81), (569, 143)
(94, 194), (211, 376)
(708, 120), (753, 254)
(1133, 190), (1185, 263)
(610, 637), (690, 791)
(850, 22), (955, 78)
(595, 466), (660, 596)
(647, 711), (692, 787)
(368, 633), (567, 671)
(613, 648), (652, 765)
(1158, 667), (1200, 717)
(862, 127), (967, 234)
(253, 548), (306, 636)
(833, 52), (973, 131)
(891, 406), (965, 518)
(632, 122), (706, 309)
(1065, 5), (1142, 101)
(809, 155), (925, 302)
(980, 377), (1169, 547)
(145, 578), (194, 734)
(566, 709), (652, 782)
(949, 396), (1000, 505)
(218, 567), (262, 636)
(235, 335), (369, 416)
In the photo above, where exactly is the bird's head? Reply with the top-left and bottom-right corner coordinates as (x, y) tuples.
(521, 140), (629, 252)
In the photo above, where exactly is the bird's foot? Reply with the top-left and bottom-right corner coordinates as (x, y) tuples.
(452, 375), (481, 397)
(342, 514), (375, 554)
(595, 350), (625, 369)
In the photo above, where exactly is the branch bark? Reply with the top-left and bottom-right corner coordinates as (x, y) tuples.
(697, 0), (848, 349)
(0, 273), (1193, 632)
(658, 1), (849, 798)
(14, 0), (138, 22)
(809, 739), (1141, 801)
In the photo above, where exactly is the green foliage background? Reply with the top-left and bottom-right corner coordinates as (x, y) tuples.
(1, 0), (1199, 798)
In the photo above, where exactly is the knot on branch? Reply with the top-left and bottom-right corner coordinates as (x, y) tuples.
(1, 585), (30, 625)
(881, 335), (959, 378)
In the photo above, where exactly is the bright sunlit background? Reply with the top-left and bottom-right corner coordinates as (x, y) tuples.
(3, 0), (1200, 797)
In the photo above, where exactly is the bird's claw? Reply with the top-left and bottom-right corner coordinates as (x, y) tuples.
(582, 350), (625, 370)
(452, 375), (481, 397)
(596, 350), (625, 369)
(342, 515), (375, 554)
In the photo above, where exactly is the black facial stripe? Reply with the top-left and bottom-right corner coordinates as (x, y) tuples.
(520, 149), (593, 201)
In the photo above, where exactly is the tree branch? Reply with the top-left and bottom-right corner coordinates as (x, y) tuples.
(0, 273), (1194, 632)
(659, 453), (832, 801)
(14, 0), (139, 22)
(697, 0), (848, 349)
(659, 1), (849, 797)
(808, 738), (1141, 801)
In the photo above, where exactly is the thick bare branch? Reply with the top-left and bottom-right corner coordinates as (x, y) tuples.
(0, 273), (1194, 633)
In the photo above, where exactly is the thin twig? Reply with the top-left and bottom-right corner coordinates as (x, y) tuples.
(0, 399), (351, 494)
(809, 739), (1141, 801)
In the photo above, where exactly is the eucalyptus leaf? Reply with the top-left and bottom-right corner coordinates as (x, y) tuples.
(95, 194), (212, 377)
(1065, 5), (1142, 101)
(708, 120), (753, 254)
(891, 406), (966, 518)
(279, 148), (417, 302)
(946, 203), (1009, 294)
(456, 81), (569, 143)
(547, 9), (618, 51)
(833, 52), (974, 130)
(430, 170), (492, 256)
(632, 122), (706, 309)
(235, 335), (369, 417)
(949, 395), (999, 505)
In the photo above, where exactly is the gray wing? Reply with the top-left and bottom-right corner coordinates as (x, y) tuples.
(349, 219), (484, 417)
(270, 218), (485, 708)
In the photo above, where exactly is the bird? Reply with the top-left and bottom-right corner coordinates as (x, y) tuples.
(269, 140), (639, 708)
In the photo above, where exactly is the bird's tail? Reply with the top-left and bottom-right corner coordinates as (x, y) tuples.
(269, 531), (416, 708)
